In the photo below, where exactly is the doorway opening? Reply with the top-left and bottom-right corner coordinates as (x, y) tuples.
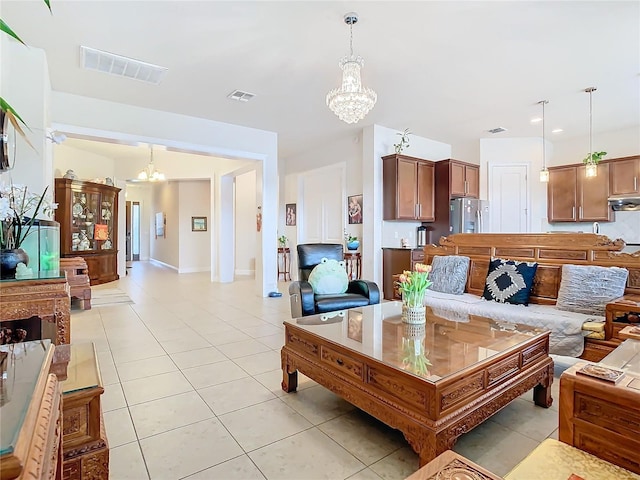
(126, 201), (141, 264)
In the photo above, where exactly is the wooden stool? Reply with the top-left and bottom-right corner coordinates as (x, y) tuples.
(60, 257), (91, 310)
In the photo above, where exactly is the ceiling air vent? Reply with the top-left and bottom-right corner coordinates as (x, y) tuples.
(487, 127), (508, 134)
(80, 46), (168, 85)
(227, 90), (256, 102)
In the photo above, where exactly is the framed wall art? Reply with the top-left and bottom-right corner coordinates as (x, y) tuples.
(155, 212), (165, 238)
(285, 203), (296, 226)
(348, 194), (363, 224)
(192, 216), (207, 232)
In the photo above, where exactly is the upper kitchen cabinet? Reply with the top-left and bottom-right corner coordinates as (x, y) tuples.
(547, 164), (612, 222)
(610, 156), (640, 196)
(382, 154), (435, 221)
(437, 159), (480, 199)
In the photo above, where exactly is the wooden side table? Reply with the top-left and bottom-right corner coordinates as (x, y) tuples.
(343, 252), (361, 280)
(605, 294), (640, 340)
(277, 247), (291, 281)
(559, 360), (640, 474)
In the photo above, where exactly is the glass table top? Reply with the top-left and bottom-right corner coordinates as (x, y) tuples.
(0, 340), (52, 456)
(600, 339), (640, 375)
(60, 342), (101, 395)
(286, 302), (547, 383)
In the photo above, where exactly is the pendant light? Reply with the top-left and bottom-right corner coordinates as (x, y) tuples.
(584, 87), (598, 178)
(538, 100), (549, 183)
(137, 145), (165, 182)
(326, 12), (377, 124)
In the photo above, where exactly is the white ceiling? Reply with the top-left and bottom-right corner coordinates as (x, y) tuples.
(3, 1), (639, 161)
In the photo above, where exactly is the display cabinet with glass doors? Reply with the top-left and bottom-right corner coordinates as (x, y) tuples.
(54, 178), (121, 285)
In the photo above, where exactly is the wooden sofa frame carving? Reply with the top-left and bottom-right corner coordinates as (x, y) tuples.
(423, 233), (640, 361)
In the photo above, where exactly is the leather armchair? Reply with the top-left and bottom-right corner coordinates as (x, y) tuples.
(289, 243), (380, 318)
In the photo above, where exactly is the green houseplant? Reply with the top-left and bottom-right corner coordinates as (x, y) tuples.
(583, 151), (607, 165)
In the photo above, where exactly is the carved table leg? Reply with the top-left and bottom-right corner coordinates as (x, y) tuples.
(281, 350), (298, 393)
(404, 427), (439, 468)
(533, 363), (554, 408)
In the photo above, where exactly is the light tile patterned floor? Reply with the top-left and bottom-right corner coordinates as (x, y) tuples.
(73, 261), (577, 480)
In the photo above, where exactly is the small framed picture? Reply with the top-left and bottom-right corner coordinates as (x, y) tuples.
(192, 216), (207, 232)
(285, 203), (297, 226)
(348, 194), (363, 224)
(155, 212), (165, 238)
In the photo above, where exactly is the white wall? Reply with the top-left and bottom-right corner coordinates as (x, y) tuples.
(150, 182), (179, 269)
(53, 144), (116, 180)
(124, 183), (152, 261)
(178, 180), (211, 273)
(0, 40), (52, 193)
(551, 126), (640, 166)
(235, 171), (257, 276)
(480, 137), (548, 233)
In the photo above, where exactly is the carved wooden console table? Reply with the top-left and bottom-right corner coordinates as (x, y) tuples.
(282, 303), (553, 467)
(0, 277), (71, 345)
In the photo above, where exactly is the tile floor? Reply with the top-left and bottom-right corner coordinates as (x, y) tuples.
(74, 261), (578, 480)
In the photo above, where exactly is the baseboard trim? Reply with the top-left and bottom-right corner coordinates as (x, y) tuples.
(149, 258), (178, 271)
(235, 269), (255, 276)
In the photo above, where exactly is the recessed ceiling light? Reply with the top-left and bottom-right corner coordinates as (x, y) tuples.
(487, 127), (507, 134)
(530, 117), (542, 124)
(552, 128), (564, 134)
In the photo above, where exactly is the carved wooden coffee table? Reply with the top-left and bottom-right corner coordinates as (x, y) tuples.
(281, 303), (553, 467)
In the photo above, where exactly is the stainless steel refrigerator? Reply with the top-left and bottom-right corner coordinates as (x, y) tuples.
(449, 198), (490, 234)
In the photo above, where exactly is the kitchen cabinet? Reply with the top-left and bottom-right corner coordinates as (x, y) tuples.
(382, 154), (435, 221)
(447, 160), (479, 198)
(55, 179), (121, 285)
(547, 164), (612, 222)
(610, 156), (640, 196)
(430, 159), (481, 242)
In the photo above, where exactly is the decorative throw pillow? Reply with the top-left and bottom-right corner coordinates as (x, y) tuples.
(556, 264), (628, 316)
(482, 258), (538, 305)
(308, 258), (349, 295)
(429, 255), (470, 295)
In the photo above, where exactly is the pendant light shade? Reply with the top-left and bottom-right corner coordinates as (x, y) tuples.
(538, 100), (549, 183)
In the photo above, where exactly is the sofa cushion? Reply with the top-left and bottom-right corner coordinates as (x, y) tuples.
(308, 258), (349, 295)
(482, 258), (538, 305)
(504, 438), (639, 480)
(556, 264), (628, 316)
(429, 255), (470, 295)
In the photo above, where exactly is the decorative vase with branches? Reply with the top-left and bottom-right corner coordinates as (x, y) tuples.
(394, 128), (411, 154)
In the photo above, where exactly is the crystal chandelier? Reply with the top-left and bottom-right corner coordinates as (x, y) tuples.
(326, 12), (377, 124)
(538, 100), (549, 183)
(584, 87), (598, 178)
(138, 145), (165, 182)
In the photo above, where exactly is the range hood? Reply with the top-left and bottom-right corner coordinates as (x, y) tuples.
(608, 196), (640, 211)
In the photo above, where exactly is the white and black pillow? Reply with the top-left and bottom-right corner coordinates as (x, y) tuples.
(556, 264), (628, 316)
(429, 255), (470, 295)
(482, 258), (538, 306)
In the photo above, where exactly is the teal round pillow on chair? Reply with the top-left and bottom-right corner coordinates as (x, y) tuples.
(308, 258), (349, 294)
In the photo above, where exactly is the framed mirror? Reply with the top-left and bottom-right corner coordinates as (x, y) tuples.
(0, 110), (16, 172)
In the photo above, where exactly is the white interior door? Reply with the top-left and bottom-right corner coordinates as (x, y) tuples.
(300, 165), (345, 244)
(488, 164), (529, 233)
